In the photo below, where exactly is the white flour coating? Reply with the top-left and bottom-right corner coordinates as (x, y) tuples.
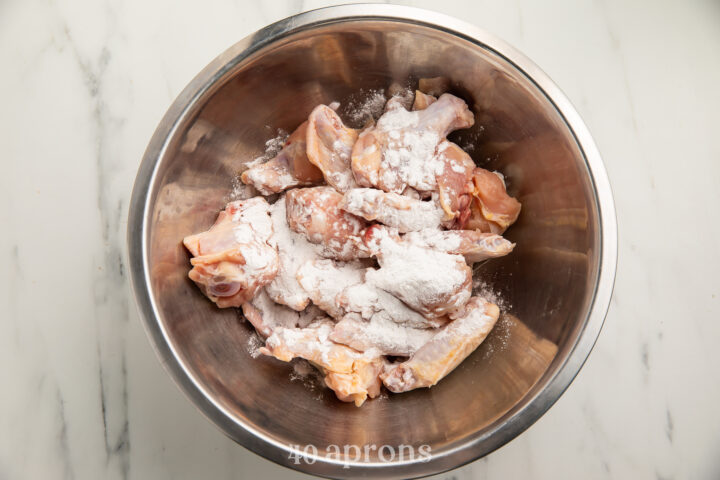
(296, 259), (365, 318)
(339, 281), (442, 329)
(246, 288), (316, 334)
(265, 321), (336, 366)
(265, 196), (322, 310)
(264, 320), (376, 371)
(376, 107), (444, 192)
(404, 228), (463, 251)
(230, 197), (273, 239)
(248, 289), (328, 338)
(366, 227), (472, 317)
(330, 313), (436, 356)
(228, 198), (276, 278)
(436, 141), (468, 176)
(340, 188), (444, 232)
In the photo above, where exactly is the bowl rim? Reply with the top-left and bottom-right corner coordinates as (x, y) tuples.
(127, 4), (618, 479)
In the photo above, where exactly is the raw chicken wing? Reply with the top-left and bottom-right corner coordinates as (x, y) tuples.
(351, 93), (475, 194)
(381, 297), (499, 392)
(434, 141), (476, 225)
(260, 321), (383, 406)
(183, 198), (278, 307)
(264, 197), (321, 310)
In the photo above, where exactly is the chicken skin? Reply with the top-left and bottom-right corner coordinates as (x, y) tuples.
(467, 168), (522, 233)
(412, 90), (437, 111)
(306, 105), (359, 192)
(285, 187), (369, 261)
(183, 198), (278, 307)
(240, 122), (324, 195)
(434, 141), (476, 225)
(381, 297), (499, 392)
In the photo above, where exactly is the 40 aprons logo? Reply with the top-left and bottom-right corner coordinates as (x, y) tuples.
(288, 443), (432, 469)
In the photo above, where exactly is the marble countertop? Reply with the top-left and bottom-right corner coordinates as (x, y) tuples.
(2, 0), (719, 478)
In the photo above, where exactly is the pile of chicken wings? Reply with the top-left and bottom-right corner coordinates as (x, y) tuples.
(183, 86), (521, 406)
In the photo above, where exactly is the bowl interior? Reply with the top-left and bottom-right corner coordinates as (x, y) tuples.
(144, 19), (599, 468)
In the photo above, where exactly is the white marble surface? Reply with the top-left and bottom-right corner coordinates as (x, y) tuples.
(2, 0), (719, 478)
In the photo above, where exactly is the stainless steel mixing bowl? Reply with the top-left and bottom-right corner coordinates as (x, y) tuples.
(128, 4), (617, 478)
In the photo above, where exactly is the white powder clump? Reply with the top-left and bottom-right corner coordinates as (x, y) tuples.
(365, 227), (471, 318)
(339, 281), (441, 329)
(340, 188), (444, 233)
(375, 108), (444, 193)
(404, 228), (463, 252)
(472, 279), (510, 312)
